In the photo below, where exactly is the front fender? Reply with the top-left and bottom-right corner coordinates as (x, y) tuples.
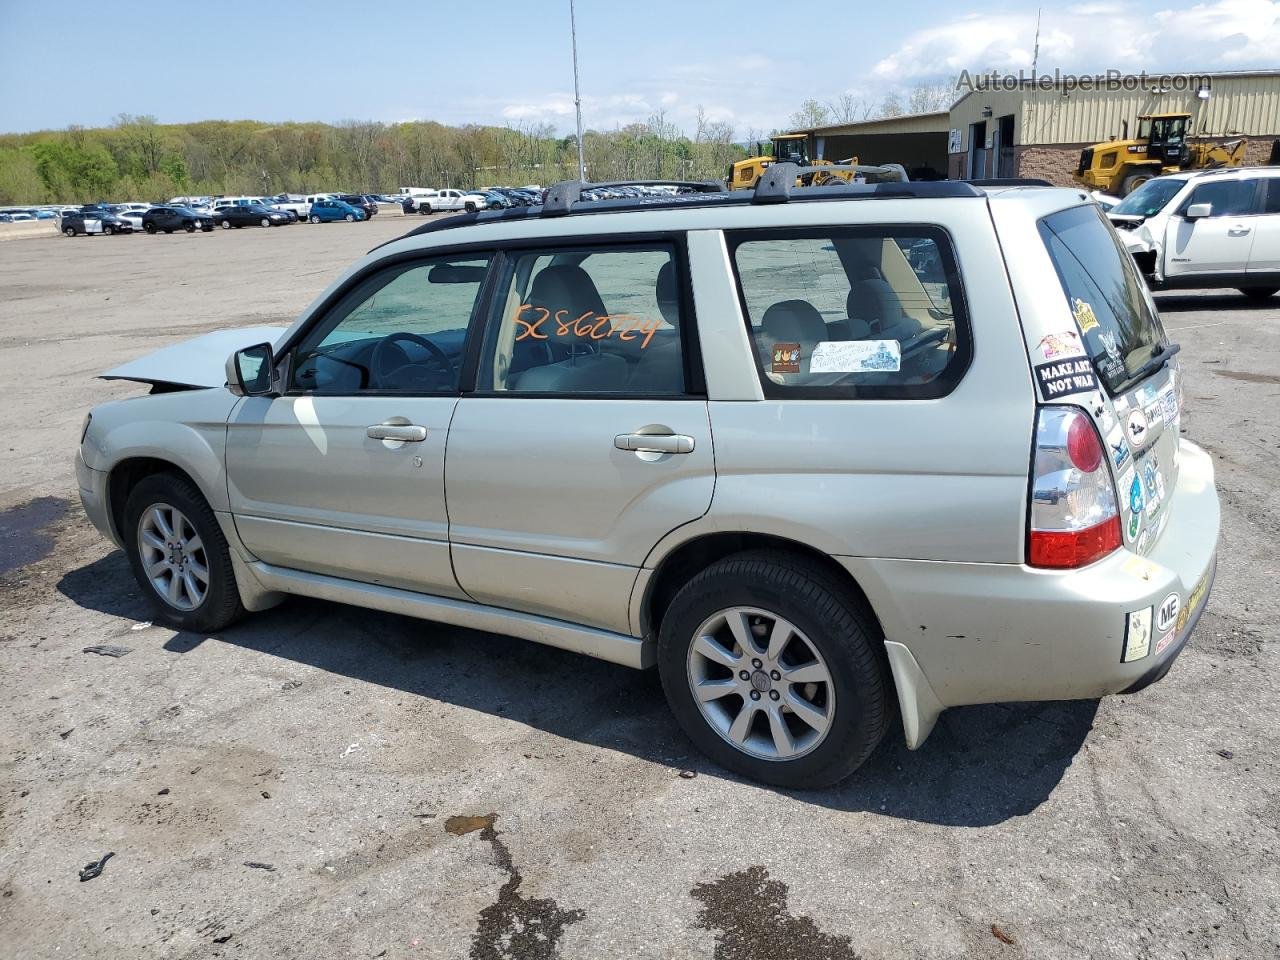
(82, 388), (240, 512)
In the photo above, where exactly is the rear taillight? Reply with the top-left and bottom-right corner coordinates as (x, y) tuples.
(1028, 406), (1121, 569)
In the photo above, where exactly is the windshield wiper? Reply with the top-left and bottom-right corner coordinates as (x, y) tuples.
(1120, 340), (1181, 391)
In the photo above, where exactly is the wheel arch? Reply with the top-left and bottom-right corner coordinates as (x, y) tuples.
(106, 457), (209, 542)
(638, 531), (884, 644)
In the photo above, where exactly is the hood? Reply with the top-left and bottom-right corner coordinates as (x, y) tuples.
(100, 325), (287, 389)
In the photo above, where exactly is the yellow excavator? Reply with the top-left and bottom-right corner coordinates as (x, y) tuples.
(728, 133), (860, 190)
(1073, 112), (1247, 196)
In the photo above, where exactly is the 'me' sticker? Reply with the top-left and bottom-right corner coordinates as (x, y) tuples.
(771, 342), (801, 374)
(1034, 358), (1097, 398)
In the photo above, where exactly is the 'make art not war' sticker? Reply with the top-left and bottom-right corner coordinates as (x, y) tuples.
(1034, 358), (1097, 398)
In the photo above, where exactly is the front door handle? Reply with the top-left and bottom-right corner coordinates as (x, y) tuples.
(367, 423), (427, 442)
(1228, 225), (1252, 236)
(614, 433), (695, 454)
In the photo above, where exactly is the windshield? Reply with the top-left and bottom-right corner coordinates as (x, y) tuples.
(1038, 204), (1166, 395)
(1111, 177), (1184, 217)
(171, 206), (197, 215)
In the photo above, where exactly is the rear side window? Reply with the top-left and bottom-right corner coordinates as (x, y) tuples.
(1264, 180), (1280, 214)
(1038, 204), (1166, 394)
(727, 227), (970, 399)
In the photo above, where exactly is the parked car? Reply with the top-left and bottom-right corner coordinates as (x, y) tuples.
(267, 195), (311, 220)
(117, 210), (145, 231)
(61, 210), (133, 236)
(335, 194), (378, 218)
(4, 212), (35, 222)
(1108, 166), (1280, 300)
(78, 174), (1219, 788)
(217, 203), (291, 229)
(142, 205), (216, 233)
(308, 198), (366, 222)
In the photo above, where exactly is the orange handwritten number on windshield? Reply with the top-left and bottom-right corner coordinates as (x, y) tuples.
(513, 303), (660, 348)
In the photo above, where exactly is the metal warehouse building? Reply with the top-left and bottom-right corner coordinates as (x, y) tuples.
(790, 70), (1280, 186)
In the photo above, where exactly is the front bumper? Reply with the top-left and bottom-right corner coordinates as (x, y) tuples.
(840, 440), (1220, 740)
(75, 448), (117, 546)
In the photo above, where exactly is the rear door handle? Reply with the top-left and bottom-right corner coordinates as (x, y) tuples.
(367, 423), (427, 442)
(614, 433), (695, 454)
(1228, 225), (1252, 236)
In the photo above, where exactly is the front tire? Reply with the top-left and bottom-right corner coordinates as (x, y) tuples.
(63, 226), (76, 237)
(309, 214), (321, 224)
(144, 223), (157, 234)
(345, 213), (355, 221)
(419, 203), (432, 215)
(260, 217), (271, 227)
(1120, 171), (1153, 196)
(657, 551), (890, 788)
(221, 220), (232, 229)
(103, 225), (115, 235)
(185, 222), (196, 233)
(122, 473), (245, 633)
(1240, 286), (1278, 301)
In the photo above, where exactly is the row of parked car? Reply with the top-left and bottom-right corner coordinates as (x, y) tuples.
(54, 192), (395, 237)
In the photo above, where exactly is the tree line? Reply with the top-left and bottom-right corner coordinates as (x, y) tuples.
(0, 86), (957, 204)
(0, 111), (747, 204)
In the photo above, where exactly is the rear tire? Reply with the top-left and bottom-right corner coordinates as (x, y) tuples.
(309, 214), (321, 224)
(185, 222), (196, 233)
(63, 226), (76, 237)
(657, 550), (890, 789)
(465, 202), (477, 213)
(420, 203), (432, 215)
(144, 223), (156, 234)
(1240, 287), (1278, 301)
(345, 213), (355, 222)
(122, 473), (245, 633)
(221, 220), (232, 229)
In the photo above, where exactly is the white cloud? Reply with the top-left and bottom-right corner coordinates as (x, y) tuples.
(873, 0), (1280, 83)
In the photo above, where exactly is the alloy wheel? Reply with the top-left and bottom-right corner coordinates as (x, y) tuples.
(136, 503), (210, 611)
(686, 606), (835, 761)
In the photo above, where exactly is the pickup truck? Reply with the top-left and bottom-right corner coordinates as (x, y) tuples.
(267, 195), (311, 220)
(411, 188), (490, 214)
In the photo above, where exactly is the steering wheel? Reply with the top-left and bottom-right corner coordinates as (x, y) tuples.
(369, 331), (454, 389)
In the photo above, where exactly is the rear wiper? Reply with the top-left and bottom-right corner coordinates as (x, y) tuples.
(1122, 341), (1182, 389)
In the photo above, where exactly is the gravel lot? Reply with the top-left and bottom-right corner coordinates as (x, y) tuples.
(1, 214), (1277, 960)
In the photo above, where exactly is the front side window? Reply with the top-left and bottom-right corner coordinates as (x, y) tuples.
(291, 256), (490, 394)
(479, 244), (689, 395)
(1038, 204), (1166, 394)
(1183, 179), (1260, 218)
(728, 228), (970, 398)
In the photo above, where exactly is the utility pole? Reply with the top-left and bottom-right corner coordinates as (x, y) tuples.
(570, 0), (586, 181)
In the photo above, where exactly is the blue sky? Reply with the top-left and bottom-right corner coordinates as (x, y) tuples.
(1, 0), (1276, 136)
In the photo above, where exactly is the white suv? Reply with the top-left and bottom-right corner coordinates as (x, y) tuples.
(1108, 166), (1280, 300)
(77, 167), (1220, 787)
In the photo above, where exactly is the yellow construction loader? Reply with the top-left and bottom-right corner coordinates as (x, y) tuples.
(728, 134), (860, 190)
(1073, 112), (1247, 196)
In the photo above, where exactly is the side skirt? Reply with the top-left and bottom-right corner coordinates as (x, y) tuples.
(248, 560), (655, 670)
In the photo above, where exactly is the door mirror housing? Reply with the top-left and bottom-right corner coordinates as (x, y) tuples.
(1185, 202), (1213, 220)
(226, 342), (276, 396)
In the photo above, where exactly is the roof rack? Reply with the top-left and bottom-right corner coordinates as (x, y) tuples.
(543, 179), (725, 216)
(752, 162), (910, 203)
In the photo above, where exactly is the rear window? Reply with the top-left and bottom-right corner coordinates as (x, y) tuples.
(728, 227), (971, 399)
(1037, 204), (1166, 395)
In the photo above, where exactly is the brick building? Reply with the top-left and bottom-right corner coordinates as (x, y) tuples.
(788, 70), (1280, 186)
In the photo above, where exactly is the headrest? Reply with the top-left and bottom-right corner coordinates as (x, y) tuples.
(762, 299), (827, 344)
(527, 265), (608, 342)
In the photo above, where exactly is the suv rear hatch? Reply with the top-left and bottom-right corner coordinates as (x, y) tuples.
(1035, 203), (1182, 557)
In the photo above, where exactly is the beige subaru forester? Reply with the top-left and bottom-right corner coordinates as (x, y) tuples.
(77, 166), (1219, 787)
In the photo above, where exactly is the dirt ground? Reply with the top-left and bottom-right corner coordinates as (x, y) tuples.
(1, 214), (1278, 960)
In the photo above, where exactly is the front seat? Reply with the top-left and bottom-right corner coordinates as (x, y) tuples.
(512, 264), (628, 392)
(846, 267), (925, 342)
(628, 260), (684, 393)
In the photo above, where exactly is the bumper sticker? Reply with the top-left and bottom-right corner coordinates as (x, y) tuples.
(1123, 607), (1153, 662)
(1108, 425), (1131, 469)
(1156, 592), (1181, 634)
(1126, 408), (1149, 448)
(1035, 358), (1097, 398)
(1176, 569), (1212, 633)
(1155, 630), (1175, 656)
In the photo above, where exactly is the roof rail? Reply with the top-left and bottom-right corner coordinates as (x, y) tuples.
(543, 179), (725, 216)
(965, 178), (1053, 187)
(753, 162), (909, 203)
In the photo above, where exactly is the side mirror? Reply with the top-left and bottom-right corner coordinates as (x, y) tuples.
(1185, 202), (1212, 220)
(226, 342), (275, 396)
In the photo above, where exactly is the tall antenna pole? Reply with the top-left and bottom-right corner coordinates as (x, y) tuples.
(1031, 7), (1041, 76)
(570, 0), (586, 181)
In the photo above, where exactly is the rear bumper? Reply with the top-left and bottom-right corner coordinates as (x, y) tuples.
(840, 439), (1219, 744)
